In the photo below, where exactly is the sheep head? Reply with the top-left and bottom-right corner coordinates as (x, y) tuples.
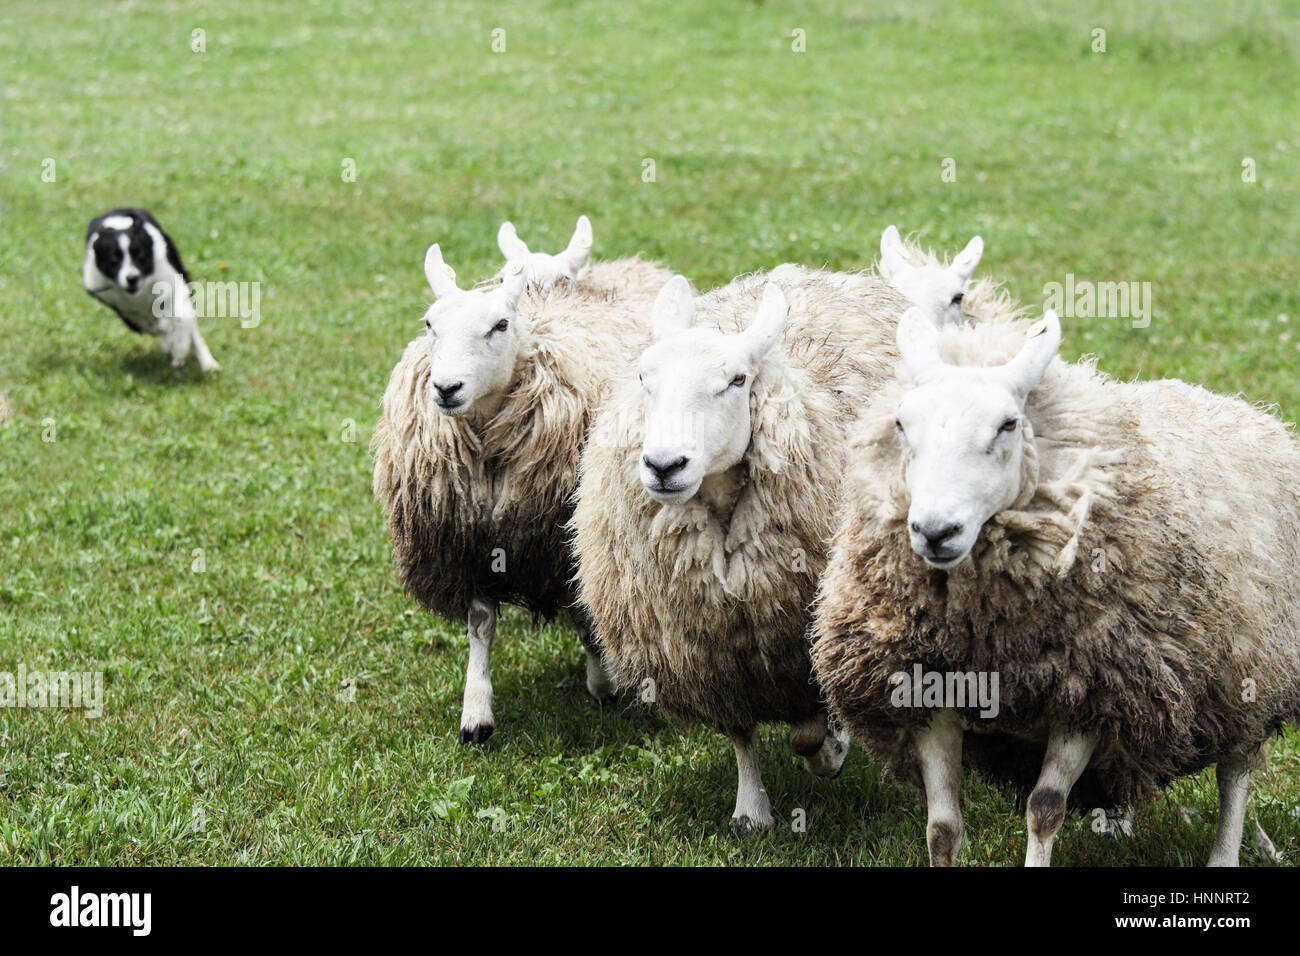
(496, 215), (593, 288)
(636, 277), (787, 505)
(420, 243), (528, 417)
(892, 306), (1060, 568)
(880, 224), (983, 328)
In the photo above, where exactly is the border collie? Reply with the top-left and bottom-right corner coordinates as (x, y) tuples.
(83, 208), (220, 371)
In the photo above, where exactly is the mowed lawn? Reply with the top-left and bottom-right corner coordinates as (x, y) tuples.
(1, 0), (1298, 865)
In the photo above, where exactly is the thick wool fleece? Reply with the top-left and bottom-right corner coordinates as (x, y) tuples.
(573, 265), (910, 733)
(372, 256), (671, 621)
(812, 321), (1300, 806)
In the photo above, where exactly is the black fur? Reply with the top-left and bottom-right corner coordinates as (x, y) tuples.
(84, 207), (189, 333)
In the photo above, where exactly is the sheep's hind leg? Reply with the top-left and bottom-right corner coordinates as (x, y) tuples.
(791, 711), (848, 778)
(1025, 726), (1096, 867)
(1208, 748), (1262, 867)
(916, 708), (964, 866)
(573, 616), (616, 704)
(458, 598), (497, 744)
(730, 729), (774, 834)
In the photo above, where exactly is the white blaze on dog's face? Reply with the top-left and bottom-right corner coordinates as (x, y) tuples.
(637, 278), (787, 505)
(84, 214), (155, 295)
(893, 307), (1061, 568)
(421, 244), (528, 417)
(496, 215), (592, 288)
(880, 224), (983, 328)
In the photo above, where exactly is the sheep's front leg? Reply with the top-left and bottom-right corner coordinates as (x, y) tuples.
(1025, 726), (1096, 867)
(791, 711), (849, 778)
(1208, 752), (1257, 867)
(458, 598), (497, 744)
(730, 729), (774, 834)
(916, 708), (964, 866)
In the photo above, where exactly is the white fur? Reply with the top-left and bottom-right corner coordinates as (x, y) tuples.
(894, 307), (1060, 567)
(496, 215), (593, 288)
(83, 220), (219, 371)
(420, 246), (528, 418)
(880, 224), (983, 327)
(637, 279), (788, 505)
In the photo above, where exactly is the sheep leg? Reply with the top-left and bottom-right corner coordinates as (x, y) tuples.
(730, 730), (774, 834)
(1207, 755), (1253, 867)
(916, 708), (964, 866)
(791, 711), (848, 778)
(573, 617), (616, 704)
(458, 598), (497, 744)
(1025, 726), (1096, 867)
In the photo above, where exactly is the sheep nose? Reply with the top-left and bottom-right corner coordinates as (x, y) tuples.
(642, 454), (689, 482)
(911, 520), (963, 549)
(433, 382), (463, 403)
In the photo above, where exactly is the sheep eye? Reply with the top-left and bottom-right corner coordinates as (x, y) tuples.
(492, 319), (509, 334)
(1000, 418), (1018, 432)
(730, 373), (747, 388)
(895, 419), (904, 433)
(951, 292), (964, 306)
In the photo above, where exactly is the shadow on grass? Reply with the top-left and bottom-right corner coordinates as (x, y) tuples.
(34, 343), (213, 390)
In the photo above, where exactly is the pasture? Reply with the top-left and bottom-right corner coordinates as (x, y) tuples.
(0, 0), (1297, 864)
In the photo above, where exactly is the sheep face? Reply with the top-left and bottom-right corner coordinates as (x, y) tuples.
(636, 278), (787, 505)
(496, 215), (593, 288)
(420, 244), (528, 417)
(893, 307), (1061, 568)
(880, 224), (982, 327)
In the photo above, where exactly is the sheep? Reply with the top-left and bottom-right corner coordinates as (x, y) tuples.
(879, 224), (986, 327)
(572, 265), (910, 831)
(496, 215), (593, 288)
(810, 306), (1300, 866)
(371, 226), (674, 743)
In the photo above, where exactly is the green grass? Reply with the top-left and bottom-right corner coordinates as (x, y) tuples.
(1, 0), (1298, 865)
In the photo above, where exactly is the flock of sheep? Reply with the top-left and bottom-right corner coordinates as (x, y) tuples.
(371, 216), (1300, 866)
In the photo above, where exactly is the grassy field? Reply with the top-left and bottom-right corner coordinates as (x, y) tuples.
(1, 0), (1297, 865)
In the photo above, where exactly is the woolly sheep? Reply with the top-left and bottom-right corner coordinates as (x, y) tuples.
(879, 224), (985, 327)
(572, 265), (911, 831)
(811, 307), (1300, 866)
(372, 224), (674, 743)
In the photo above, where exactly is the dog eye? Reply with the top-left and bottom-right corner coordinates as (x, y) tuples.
(1000, 418), (1018, 432)
(730, 374), (746, 388)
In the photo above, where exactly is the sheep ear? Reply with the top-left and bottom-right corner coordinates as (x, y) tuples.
(896, 307), (944, 384)
(740, 283), (787, 363)
(651, 275), (694, 340)
(951, 235), (983, 284)
(497, 221), (530, 262)
(498, 260), (527, 312)
(559, 214), (593, 275)
(424, 244), (461, 299)
(880, 224), (909, 278)
(1000, 310), (1061, 398)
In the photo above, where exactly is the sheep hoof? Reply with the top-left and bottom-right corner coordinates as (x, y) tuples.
(730, 814), (773, 836)
(459, 723), (494, 745)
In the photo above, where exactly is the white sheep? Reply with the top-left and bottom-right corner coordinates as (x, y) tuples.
(572, 265), (909, 831)
(496, 215), (593, 288)
(879, 224), (984, 327)
(372, 223), (673, 743)
(812, 307), (1300, 866)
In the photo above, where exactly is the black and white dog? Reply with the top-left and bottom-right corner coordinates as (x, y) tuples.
(83, 208), (220, 371)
